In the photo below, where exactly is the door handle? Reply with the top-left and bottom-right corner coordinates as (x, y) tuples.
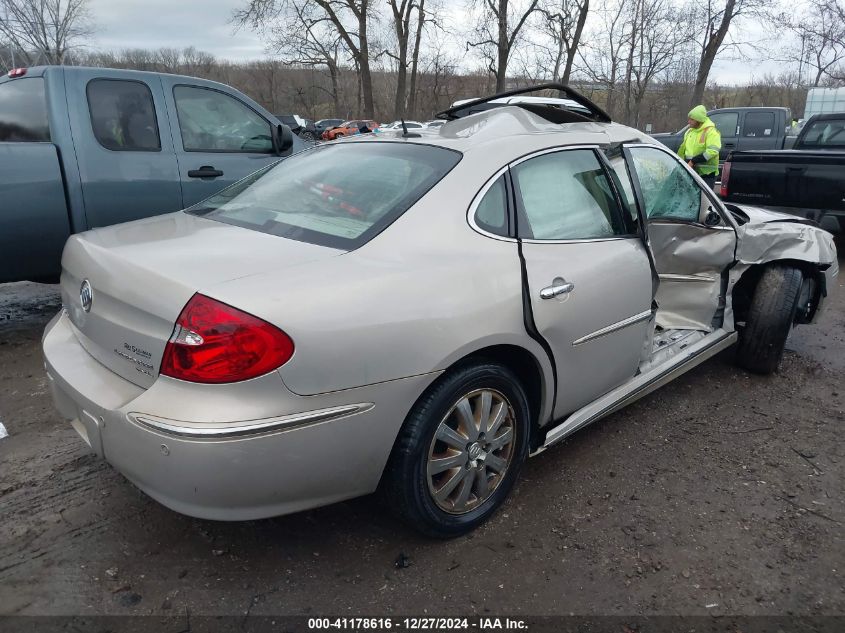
(723, 142), (736, 148)
(540, 279), (575, 299)
(188, 166), (224, 179)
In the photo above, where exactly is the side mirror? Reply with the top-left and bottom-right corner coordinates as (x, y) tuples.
(273, 123), (294, 155)
(704, 207), (722, 226)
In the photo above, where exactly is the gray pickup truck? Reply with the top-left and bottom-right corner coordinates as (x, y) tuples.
(651, 107), (796, 162)
(0, 65), (300, 283)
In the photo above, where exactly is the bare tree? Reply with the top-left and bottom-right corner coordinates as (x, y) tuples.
(0, 0), (93, 65)
(235, 0), (376, 117)
(235, 0), (345, 114)
(624, 0), (684, 126)
(538, 0), (589, 85)
(406, 0), (427, 118)
(467, 0), (540, 91)
(384, 0), (415, 119)
(788, 0), (845, 86)
(685, 0), (768, 108)
(581, 0), (628, 117)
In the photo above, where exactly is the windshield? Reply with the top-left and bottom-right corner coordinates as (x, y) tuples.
(188, 142), (461, 249)
(799, 119), (845, 148)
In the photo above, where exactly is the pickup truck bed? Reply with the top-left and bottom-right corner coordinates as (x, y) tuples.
(721, 113), (845, 230)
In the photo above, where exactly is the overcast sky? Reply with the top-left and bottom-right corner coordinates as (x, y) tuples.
(86, 0), (785, 85)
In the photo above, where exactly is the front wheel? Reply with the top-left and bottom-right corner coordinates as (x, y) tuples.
(382, 363), (530, 538)
(736, 264), (803, 374)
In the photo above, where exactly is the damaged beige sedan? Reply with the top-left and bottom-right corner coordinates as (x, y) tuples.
(44, 85), (838, 538)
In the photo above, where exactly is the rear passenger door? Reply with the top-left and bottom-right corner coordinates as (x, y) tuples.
(514, 148), (654, 417)
(160, 79), (280, 207)
(737, 110), (778, 152)
(66, 69), (183, 228)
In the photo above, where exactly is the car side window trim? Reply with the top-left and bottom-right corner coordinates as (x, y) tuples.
(621, 142), (739, 232)
(467, 166), (516, 241)
(171, 83), (273, 154)
(509, 145), (639, 244)
(85, 78), (162, 153)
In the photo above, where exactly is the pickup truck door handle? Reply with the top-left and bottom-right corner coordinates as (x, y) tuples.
(188, 166), (224, 179)
(540, 279), (575, 299)
(724, 142), (736, 148)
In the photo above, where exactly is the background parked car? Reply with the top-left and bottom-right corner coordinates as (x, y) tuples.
(720, 112), (845, 231)
(650, 107), (797, 162)
(314, 118), (344, 138)
(425, 120), (445, 128)
(322, 119), (379, 140)
(275, 113), (318, 141)
(381, 120), (424, 130)
(0, 65), (300, 284)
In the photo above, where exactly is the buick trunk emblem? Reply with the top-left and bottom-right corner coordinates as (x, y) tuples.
(80, 279), (93, 313)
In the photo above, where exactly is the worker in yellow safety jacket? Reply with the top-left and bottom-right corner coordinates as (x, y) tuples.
(677, 105), (721, 187)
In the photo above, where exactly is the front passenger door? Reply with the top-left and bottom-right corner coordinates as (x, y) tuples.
(163, 83), (280, 206)
(514, 148), (654, 418)
(625, 146), (737, 331)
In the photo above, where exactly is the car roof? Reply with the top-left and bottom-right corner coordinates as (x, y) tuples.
(345, 106), (652, 155)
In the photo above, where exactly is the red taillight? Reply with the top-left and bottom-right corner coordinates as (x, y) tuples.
(160, 294), (294, 384)
(7, 67), (27, 78)
(719, 160), (731, 198)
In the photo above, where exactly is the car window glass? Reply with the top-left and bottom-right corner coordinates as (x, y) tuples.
(742, 111), (775, 137)
(173, 86), (271, 153)
(513, 149), (625, 240)
(800, 120), (845, 147)
(188, 143), (461, 249)
(628, 147), (702, 221)
(709, 112), (738, 137)
(474, 175), (508, 236)
(87, 79), (160, 151)
(0, 77), (50, 142)
(601, 147), (639, 230)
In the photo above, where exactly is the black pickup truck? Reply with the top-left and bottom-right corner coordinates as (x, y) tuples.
(720, 113), (845, 231)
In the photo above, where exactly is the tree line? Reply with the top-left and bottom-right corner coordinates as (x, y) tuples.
(1, 0), (844, 131)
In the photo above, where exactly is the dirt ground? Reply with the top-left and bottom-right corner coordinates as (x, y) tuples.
(0, 236), (843, 622)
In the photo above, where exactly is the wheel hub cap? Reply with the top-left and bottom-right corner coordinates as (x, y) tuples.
(426, 388), (517, 515)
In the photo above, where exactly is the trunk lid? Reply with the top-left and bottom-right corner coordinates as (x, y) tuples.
(60, 211), (341, 388)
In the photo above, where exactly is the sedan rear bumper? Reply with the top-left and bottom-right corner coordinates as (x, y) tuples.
(43, 310), (436, 520)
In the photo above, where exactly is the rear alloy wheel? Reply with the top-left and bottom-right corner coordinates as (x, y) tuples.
(736, 264), (803, 374)
(383, 363), (529, 538)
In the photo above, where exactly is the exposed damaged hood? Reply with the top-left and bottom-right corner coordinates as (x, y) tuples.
(731, 204), (838, 266)
(732, 204), (818, 226)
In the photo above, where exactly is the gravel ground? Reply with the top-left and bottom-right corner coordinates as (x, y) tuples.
(0, 236), (843, 621)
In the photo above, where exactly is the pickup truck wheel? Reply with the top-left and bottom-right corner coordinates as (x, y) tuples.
(382, 362), (529, 538)
(736, 264), (803, 375)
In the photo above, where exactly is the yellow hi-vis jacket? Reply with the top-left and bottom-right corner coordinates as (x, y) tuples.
(678, 117), (721, 177)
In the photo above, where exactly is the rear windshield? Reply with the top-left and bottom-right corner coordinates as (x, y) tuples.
(187, 141), (461, 249)
(799, 119), (845, 148)
(0, 77), (50, 142)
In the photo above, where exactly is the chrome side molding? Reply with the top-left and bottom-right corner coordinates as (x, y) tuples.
(128, 403), (374, 439)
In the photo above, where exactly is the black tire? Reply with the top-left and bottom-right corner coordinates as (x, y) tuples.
(736, 264), (803, 374)
(382, 362), (530, 538)
(300, 131), (316, 141)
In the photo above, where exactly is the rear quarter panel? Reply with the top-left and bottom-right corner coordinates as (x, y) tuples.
(202, 153), (553, 413)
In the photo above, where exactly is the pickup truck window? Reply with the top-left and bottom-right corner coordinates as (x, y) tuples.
(0, 77), (50, 142)
(709, 112), (738, 137)
(799, 119), (845, 148)
(173, 86), (273, 153)
(87, 79), (161, 151)
(629, 147), (701, 222)
(742, 111), (775, 137)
